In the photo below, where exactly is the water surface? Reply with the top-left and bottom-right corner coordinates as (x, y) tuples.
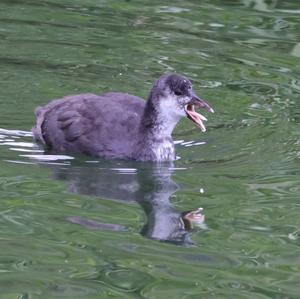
(0, 0), (299, 298)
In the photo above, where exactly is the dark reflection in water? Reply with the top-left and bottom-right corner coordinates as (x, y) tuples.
(51, 161), (205, 245)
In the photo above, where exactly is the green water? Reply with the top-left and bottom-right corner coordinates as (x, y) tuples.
(0, 0), (300, 298)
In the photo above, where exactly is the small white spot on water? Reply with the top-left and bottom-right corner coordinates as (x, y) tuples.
(181, 141), (194, 146)
(249, 226), (271, 232)
(157, 6), (190, 13)
(40, 161), (71, 166)
(4, 159), (36, 165)
(20, 154), (74, 161)
(0, 128), (33, 137)
(10, 148), (44, 153)
(2, 139), (15, 142)
(169, 167), (187, 171)
(288, 232), (298, 241)
(209, 23), (225, 28)
(110, 168), (137, 174)
(184, 141), (206, 147)
(201, 81), (222, 88)
(1, 142), (37, 148)
(174, 140), (184, 145)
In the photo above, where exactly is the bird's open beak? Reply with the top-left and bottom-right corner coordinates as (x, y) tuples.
(184, 92), (214, 132)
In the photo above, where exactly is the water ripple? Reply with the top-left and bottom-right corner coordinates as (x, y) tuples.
(0, 0), (299, 298)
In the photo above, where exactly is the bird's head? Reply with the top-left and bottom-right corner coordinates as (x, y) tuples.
(149, 73), (214, 132)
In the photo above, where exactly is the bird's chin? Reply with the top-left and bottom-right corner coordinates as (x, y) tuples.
(184, 104), (208, 132)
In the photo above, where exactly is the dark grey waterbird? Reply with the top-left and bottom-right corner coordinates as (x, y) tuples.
(33, 73), (213, 161)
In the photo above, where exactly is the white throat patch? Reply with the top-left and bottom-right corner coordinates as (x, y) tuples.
(157, 95), (186, 136)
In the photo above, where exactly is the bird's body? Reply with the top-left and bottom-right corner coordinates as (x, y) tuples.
(33, 74), (213, 161)
(33, 92), (146, 160)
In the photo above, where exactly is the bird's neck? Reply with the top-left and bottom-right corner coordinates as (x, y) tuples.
(142, 100), (179, 136)
(134, 99), (179, 161)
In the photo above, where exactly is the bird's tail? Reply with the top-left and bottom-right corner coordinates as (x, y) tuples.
(32, 106), (46, 144)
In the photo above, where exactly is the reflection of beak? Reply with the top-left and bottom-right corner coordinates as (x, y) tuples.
(181, 207), (205, 230)
(184, 91), (214, 132)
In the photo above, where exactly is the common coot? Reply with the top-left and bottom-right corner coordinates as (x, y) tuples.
(32, 73), (213, 161)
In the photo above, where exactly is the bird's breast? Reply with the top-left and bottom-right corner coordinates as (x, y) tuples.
(152, 140), (175, 161)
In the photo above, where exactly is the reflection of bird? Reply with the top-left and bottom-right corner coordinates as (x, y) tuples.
(33, 74), (213, 161)
(50, 161), (205, 245)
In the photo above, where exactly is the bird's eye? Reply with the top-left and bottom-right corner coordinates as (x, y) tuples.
(174, 90), (183, 96)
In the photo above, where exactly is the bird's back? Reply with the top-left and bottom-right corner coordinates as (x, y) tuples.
(33, 92), (145, 159)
